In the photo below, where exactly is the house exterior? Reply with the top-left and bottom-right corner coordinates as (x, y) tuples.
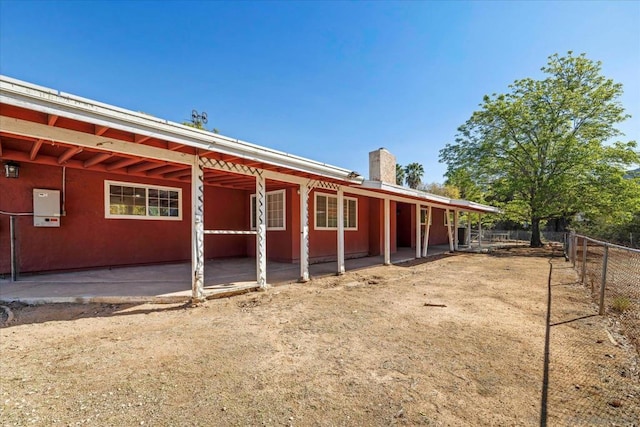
(0, 76), (499, 301)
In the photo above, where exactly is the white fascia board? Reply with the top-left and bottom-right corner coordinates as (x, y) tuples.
(0, 75), (363, 184)
(360, 181), (451, 204)
(359, 180), (500, 214)
(450, 199), (502, 214)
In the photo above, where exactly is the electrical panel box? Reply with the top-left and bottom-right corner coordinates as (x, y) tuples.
(33, 189), (61, 227)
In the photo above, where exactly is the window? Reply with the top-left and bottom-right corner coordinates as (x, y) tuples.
(420, 208), (432, 227)
(444, 211), (454, 227)
(250, 189), (286, 230)
(105, 180), (182, 220)
(315, 192), (357, 230)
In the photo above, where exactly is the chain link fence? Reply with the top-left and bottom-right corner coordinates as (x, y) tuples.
(465, 229), (565, 249)
(567, 232), (640, 352)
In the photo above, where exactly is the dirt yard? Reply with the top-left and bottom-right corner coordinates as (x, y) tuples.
(1, 249), (638, 426)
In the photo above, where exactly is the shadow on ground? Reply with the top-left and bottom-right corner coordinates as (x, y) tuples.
(0, 301), (194, 328)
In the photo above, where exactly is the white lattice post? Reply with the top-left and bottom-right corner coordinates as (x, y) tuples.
(454, 210), (459, 251)
(299, 183), (310, 282)
(415, 204), (421, 259)
(446, 209), (454, 252)
(384, 198), (391, 265)
(256, 173), (267, 288)
(337, 188), (345, 275)
(422, 206), (431, 257)
(191, 155), (205, 302)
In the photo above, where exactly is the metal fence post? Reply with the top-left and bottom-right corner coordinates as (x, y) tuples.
(581, 237), (587, 284)
(599, 245), (609, 316)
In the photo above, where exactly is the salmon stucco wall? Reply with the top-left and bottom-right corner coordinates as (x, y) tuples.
(307, 190), (371, 263)
(428, 208), (450, 246)
(203, 186), (250, 259)
(0, 164), (253, 274)
(396, 202), (414, 248)
(367, 198), (397, 256)
(0, 163), (192, 274)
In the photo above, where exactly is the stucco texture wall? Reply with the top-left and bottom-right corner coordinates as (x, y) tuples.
(0, 164), (251, 274)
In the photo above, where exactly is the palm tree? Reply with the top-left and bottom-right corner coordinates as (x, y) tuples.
(396, 164), (406, 186)
(405, 163), (424, 189)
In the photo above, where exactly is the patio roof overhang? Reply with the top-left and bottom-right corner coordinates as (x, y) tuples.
(359, 180), (501, 214)
(0, 75), (364, 188)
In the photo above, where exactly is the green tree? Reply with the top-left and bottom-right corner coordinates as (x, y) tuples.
(440, 52), (638, 247)
(396, 164), (405, 186)
(404, 162), (424, 189)
(444, 169), (484, 202)
(419, 182), (461, 199)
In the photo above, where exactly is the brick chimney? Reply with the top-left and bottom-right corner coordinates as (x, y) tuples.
(369, 148), (396, 184)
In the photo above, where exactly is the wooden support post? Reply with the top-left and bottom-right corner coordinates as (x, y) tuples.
(337, 188), (345, 275)
(446, 209), (454, 252)
(466, 213), (471, 246)
(256, 173), (267, 288)
(384, 198), (391, 265)
(191, 156), (205, 302)
(299, 183), (310, 282)
(415, 204), (421, 259)
(422, 206), (431, 257)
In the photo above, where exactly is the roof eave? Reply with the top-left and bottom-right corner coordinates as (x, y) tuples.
(0, 75), (364, 184)
(360, 180), (500, 213)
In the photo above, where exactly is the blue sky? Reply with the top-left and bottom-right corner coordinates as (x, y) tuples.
(1, 1), (638, 182)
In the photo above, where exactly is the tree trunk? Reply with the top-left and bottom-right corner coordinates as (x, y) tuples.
(530, 217), (543, 247)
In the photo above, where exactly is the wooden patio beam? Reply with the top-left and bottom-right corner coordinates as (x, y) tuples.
(164, 169), (192, 179)
(106, 157), (142, 171)
(30, 139), (43, 160)
(95, 125), (109, 136)
(127, 162), (165, 173)
(134, 134), (151, 143)
(58, 147), (83, 164)
(83, 152), (113, 168)
(146, 165), (187, 176)
(47, 114), (59, 126)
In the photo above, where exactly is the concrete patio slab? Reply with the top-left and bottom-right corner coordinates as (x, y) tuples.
(0, 247), (451, 303)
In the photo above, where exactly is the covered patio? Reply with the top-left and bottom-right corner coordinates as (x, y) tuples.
(0, 247), (452, 304)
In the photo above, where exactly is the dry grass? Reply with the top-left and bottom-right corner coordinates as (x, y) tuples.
(1, 249), (638, 425)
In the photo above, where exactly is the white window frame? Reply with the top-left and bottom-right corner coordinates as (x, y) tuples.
(314, 192), (358, 231)
(104, 180), (183, 220)
(250, 189), (286, 231)
(420, 208), (433, 227)
(444, 211), (454, 227)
